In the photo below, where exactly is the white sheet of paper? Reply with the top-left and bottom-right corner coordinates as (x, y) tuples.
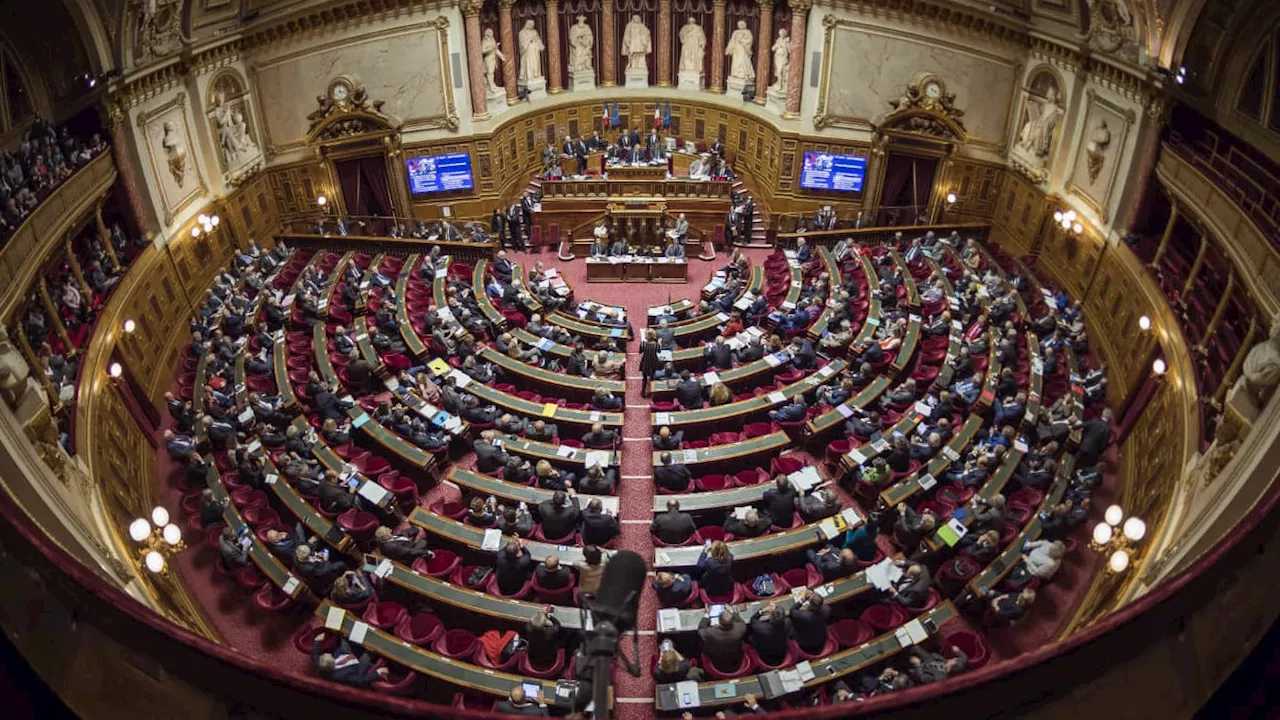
(282, 576), (299, 595)
(348, 620), (370, 646)
(481, 528), (502, 551)
(767, 391), (788, 405)
(557, 445), (577, 458)
(265, 473), (278, 485)
(818, 518), (839, 539)
(374, 558), (394, 579)
(847, 448), (867, 465)
(676, 680), (701, 708)
(357, 482), (390, 505)
(325, 606), (345, 630)
(841, 507), (862, 528)
(836, 403), (855, 418)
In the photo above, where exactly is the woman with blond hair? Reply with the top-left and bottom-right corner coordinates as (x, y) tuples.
(696, 539), (734, 595)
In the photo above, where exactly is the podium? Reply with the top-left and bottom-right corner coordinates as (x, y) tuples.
(607, 164), (667, 181)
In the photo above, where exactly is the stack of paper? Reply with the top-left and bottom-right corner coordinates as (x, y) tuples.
(767, 391), (788, 405)
(836, 403), (855, 418)
(557, 445), (577, 458)
(701, 371), (720, 386)
(866, 558), (904, 591)
(585, 450), (610, 469)
(373, 558), (394, 579)
(817, 518), (840, 539)
(357, 482), (390, 505)
(846, 448), (868, 466)
(325, 606), (346, 630)
(481, 528), (503, 551)
(654, 412), (672, 426)
(840, 507), (863, 528)
(657, 608), (681, 633)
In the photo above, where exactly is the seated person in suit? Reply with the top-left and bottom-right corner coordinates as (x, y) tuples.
(534, 553), (573, 590)
(986, 587), (1036, 621)
(651, 500), (698, 545)
(769, 397), (808, 423)
(474, 431), (511, 473)
(723, 508), (772, 539)
(907, 645), (969, 685)
(578, 464), (617, 495)
(495, 539), (534, 594)
(312, 634), (388, 688)
(330, 570), (373, 606)
(293, 545), (346, 586)
(375, 525), (433, 564)
(674, 371), (705, 409)
(846, 409), (883, 438)
(497, 504), (535, 537)
(218, 526), (251, 568)
(525, 420), (558, 443)
(590, 388), (623, 411)
(956, 529), (1001, 563)
(889, 560), (932, 608)
(704, 336), (734, 370)
(951, 372), (985, 406)
(654, 452), (693, 492)
(534, 460), (575, 491)
(580, 498), (620, 546)
(654, 646), (704, 683)
(760, 475), (797, 526)
(524, 606), (563, 667)
(698, 608), (748, 672)
(466, 496), (499, 527)
(495, 686), (548, 717)
(651, 571), (695, 606)
(581, 422), (618, 448)
(807, 545), (856, 581)
(797, 487), (841, 523)
(665, 241), (685, 259)
(537, 490), (581, 540)
(789, 590), (831, 654)
(894, 503), (938, 548)
(652, 425), (683, 450)
(747, 603), (791, 666)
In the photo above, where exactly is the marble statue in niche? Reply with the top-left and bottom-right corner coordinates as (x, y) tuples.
(769, 28), (790, 93)
(161, 120), (188, 187)
(725, 20), (755, 87)
(482, 27), (505, 92)
(1229, 317), (1280, 422)
(519, 20), (546, 83)
(679, 18), (706, 74)
(622, 15), (653, 73)
(1085, 118), (1111, 184)
(1017, 84), (1063, 161)
(568, 15), (594, 73)
(677, 18), (706, 91)
(212, 92), (258, 168)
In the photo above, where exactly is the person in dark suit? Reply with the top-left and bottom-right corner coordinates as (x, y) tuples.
(806, 546), (856, 581)
(789, 590), (831, 654)
(495, 539), (534, 594)
(580, 422), (618, 448)
(797, 488), (841, 523)
(578, 464), (617, 495)
(705, 336), (734, 370)
(580, 498), (619, 546)
(674, 370), (705, 409)
(318, 473), (357, 514)
(652, 571), (694, 605)
(769, 398), (808, 423)
(907, 645), (969, 685)
(495, 686), (548, 716)
(639, 328), (661, 397)
(890, 560), (932, 609)
(651, 500), (698, 545)
(474, 431), (511, 473)
(747, 604), (791, 666)
(792, 338), (818, 370)
(894, 503), (938, 548)
(534, 553), (573, 589)
(696, 540), (734, 596)
(524, 607), (563, 667)
(294, 545), (346, 586)
(723, 508), (772, 539)
(1076, 408), (1112, 468)
(652, 426), (683, 450)
(375, 525), (433, 564)
(760, 475), (797, 527)
(537, 490), (581, 540)
(312, 635), (388, 687)
(697, 608), (747, 672)
(654, 452), (693, 493)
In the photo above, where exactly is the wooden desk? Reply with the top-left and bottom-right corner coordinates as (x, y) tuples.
(408, 507), (595, 565)
(457, 373), (623, 431)
(510, 328), (624, 365)
(803, 376), (892, 441)
(655, 602), (958, 710)
(313, 602), (581, 702)
(877, 414), (984, 508)
(923, 447), (1023, 553)
(653, 509), (863, 568)
(606, 164), (668, 181)
(446, 467), (618, 514)
(472, 260), (508, 332)
(647, 298), (697, 322)
(548, 310), (632, 342)
(890, 249), (921, 308)
(584, 257), (689, 283)
(394, 254), (429, 358)
(511, 264), (542, 313)
(479, 346), (625, 400)
(254, 448), (357, 553)
(202, 464), (310, 603)
(648, 352), (789, 399)
(647, 432), (790, 499)
(280, 232), (496, 264)
(371, 556), (587, 630)
(494, 433), (618, 470)
(654, 360), (847, 434)
(807, 248), (844, 341)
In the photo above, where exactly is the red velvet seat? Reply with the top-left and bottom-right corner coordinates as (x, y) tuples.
(242, 505), (279, 528)
(942, 629), (989, 669)
(781, 565), (822, 589)
(378, 472), (419, 508)
(336, 508), (379, 543)
(485, 574), (534, 600)
(473, 643), (523, 671)
(352, 454), (391, 477)
(826, 438), (851, 468)
(697, 526), (726, 543)
(861, 603), (910, 633)
(394, 613), (444, 646)
(430, 499), (468, 520)
(700, 652), (753, 679)
(362, 600), (409, 630)
(656, 476), (693, 494)
(697, 582), (744, 606)
(790, 629), (839, 660)
(745, 644), (796, 673)
(432, 628), (479, 659)
(742, 422), (772, 438)
(452, 692), (494, 711)
(235, 565), (266, 592)
(771, 456), (803, 475)
(735, 469), (766, 486)
(519, 648), (566, 679)
(531, 575), (576, 605)
(253, 583), (295, 612)
(694, 474), (732, 491)
(532, 525), (575, 544)
(651, 531), (702, 548)
(294, 623), (336, 655)
(230, 488), (268, 509)
(743, 572), (790, 601)
(831, 618), (874, 649)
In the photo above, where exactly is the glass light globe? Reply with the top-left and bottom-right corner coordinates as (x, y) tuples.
(1105, 504), (1124, 526)
(317, 195), (328, 206)
(109, 362), (123, 378)
(211, 215), (220, 227)
(1092, 522), (1112, 546)
(946, 193), (957, 204)
(1123, 517), (1146, 542)
(1061, 218), (1072, 230)
(1138, 315), (1151, 331)
(1108, 550), (1130, 573)
(144, 550), (165, 573)
(129, 518), (151, 543)
(1153, 358), (1167, 375)
(198, 214), (209, 224)
(1066, 210), (1077, 222)
(191, 227), (201, 237)
(151, 506), (170, 527)
(1073, 223), (1083, 234)
(1054, 211), (1064, 222)
(123, 319), (136, 334)
(162, 523), (182, 546)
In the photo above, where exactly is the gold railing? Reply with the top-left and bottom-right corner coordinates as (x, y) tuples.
(0, 152), (117, 322)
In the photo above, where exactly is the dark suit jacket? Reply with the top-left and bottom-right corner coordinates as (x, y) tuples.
(748, 613), (791, 661)
(789, 604), (831, 652)
(651, 510), (698, 544)
(580, 509), (619, 546)
(655, 463), (693, 492)
(495, 545), (534, 594)
(698, 616), (747, 670)
(761, 486), (797, 526)
(534, 564), (573, 590)
(537, 498), (581, 540)
(674, 380), (704, 409)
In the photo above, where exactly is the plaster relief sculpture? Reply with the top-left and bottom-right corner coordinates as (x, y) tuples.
(1010, 70), (1065, 184)
(482, 27), (505, 93)
(1085, 0), (1137, 57)
(212, 92), (258, 168)
(677, 18), (706, 91)
(161, 120), (188, 188)
(1085, 119), (1111, 184)
(132, 0), (187, 63)
(1228, 317), (1280, 422)
(568, 15), (594, 73)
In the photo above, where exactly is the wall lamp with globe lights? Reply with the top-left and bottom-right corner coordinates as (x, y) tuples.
(1053, 209), (1083, 236)
(128, 505), (185, 575)
(1090, 504), (1146, 574)
(191, 213), (221, 238)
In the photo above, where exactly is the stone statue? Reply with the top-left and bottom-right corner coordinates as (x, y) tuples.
(1230, 317), (1280, 419)
(678, 18), (706, 74)
(769, 29), (791, 93)
(482, 27), (505, 92)
(1017, 85), (1063, 160)
(1085, 118), (1112, 184)
(132, 0), (186, 62)
(568, 15), (594, 73)
(725, 20), (755, 84)
(212, 92), (257, 168)
(621, 15), (652, 73)
(518, 20), (545, 84)
(0, 326), (29, 407)
(160, 120), (187, 187)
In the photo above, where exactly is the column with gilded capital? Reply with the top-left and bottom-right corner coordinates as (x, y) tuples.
(461, 0), (489, 119)
(601, 0), (617, 87)
(657, 0), (673, 87)
(498, 0), (519, 103)
(546, 0), (564, 93)
(753, 0), (774, 103)
(710, 0), (727, 92)
(784, 0), (809, 117)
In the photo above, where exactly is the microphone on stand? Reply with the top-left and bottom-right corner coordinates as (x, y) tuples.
(579, 550), (647, 720)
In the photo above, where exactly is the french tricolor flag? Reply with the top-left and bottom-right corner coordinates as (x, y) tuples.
(653, 105), (661, 128)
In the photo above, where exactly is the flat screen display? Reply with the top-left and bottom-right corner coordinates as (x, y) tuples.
(406, 153), (474, 194)
(799, 152), (867, 192)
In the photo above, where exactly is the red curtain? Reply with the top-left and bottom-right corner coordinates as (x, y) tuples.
(335, 156), (395, 218)
(878, 154), (913, 226)
(335, 158), (363, 215)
